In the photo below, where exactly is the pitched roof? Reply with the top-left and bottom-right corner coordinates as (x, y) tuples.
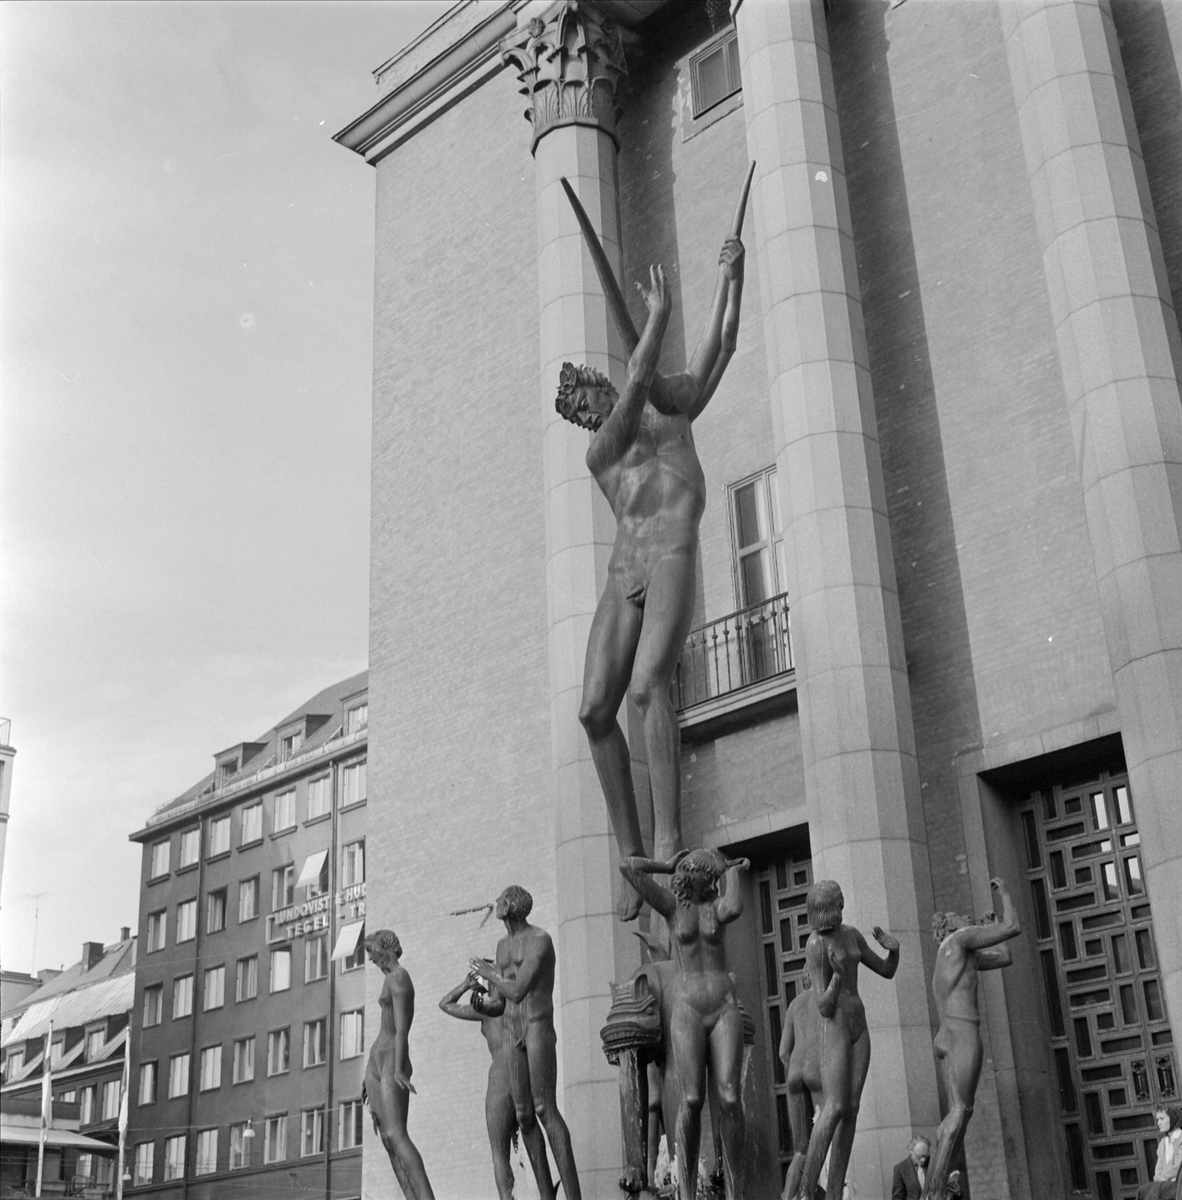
(2, 974), (135, 1049)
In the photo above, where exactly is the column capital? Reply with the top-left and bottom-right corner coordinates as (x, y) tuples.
(501, 1), (628, 155)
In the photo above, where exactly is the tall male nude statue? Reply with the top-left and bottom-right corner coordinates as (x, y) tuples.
(439, 974), (556, 1200)
(556, 167), (752, 920)
(923, 877), (1021, 1200)
(470, 886), (582, 1200)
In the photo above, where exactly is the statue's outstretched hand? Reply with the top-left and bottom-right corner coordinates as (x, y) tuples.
(872, 926), (900, 953)
(719, 237), (745, 281)
(636, 265), (671, 320)
(468, 957), (494, 982)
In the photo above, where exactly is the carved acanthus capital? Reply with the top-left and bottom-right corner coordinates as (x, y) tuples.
(501, 1), (628, 154)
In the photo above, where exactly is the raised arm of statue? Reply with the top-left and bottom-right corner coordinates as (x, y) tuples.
(715, 857), (750, 924)
(960, 878), (1022, 953)
(619, 855), (678, 920)
(439, 976), (486, 1022)
(859, 925), (901, 979)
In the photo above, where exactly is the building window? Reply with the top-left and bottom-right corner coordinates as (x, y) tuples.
(273, 789), (296, 832)
(339, 1099), (363, 1149)
(217, 757), (238, 787)
(143, 985), (163, 1027)
(342, 839), (365, 887)
(85, 1027), (105, 1060)
(272, 864), (295, 909)
(164, 1134), (186, 1181)
(236, 955), (258, 1002)
(49, 1039), (66, 1067)
(102, 1079), (121, 1120)
(304, 1019), (326, 1068)
(267, 1028), (289, 1076)
(305, 935), (329, 982)
(173, 974), (194, 1019)
(168, 1052), (190, 1099)
(178, 828), (200, 868)
(195, 1129), (217, 1176)
(341, 760), (366, 807)
(270, 946), (292, 993)
(346, 702), (367, 734)
(229, 1122), (251, 1169)
(232, 1037), (254, 1084)
(58, 1089), (77, 1104)
(207, 888), (227, 934)
(342, 924), (366, 972)
(301, 1108), (324, 1157)
(198, 1045), (222, 1091)
(729, 466), (786, 608)
(264, 1115), (287, 1164)
(689, 28), (741, 118)
(79, 1086), (95, 1125)
(203, 965), (225, 1011)
(279, 730), (303, 762)
(146, 910), (166, 953)
(238, 876), (259, 923)
(241, 801), (263, 844)
(149, 839), (170, 879)
(133, 1142), (154, 1186)
(5, 1050), (24, 1081)
(138, 1061), (157, 1106)
(307, 776), (330, 820)
(208, 815), (231, 857)
(339, 1011), (364, 1060)
(176, 899), (197, 943)
(302, 850), (330, 899)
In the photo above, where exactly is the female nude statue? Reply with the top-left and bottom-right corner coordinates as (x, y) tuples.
(620, 848), (750, 1200)
(363, 929), (436, 1200)
(784, 881), (899, 1200)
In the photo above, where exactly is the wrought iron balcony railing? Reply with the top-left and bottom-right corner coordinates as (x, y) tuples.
(674, 591), (793, 712)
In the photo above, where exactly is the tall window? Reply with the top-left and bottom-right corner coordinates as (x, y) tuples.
(306, 935), (329, 982)
(239, 876), (259, 922)
(232, 1037), (254, 1084)
(138, 1061), (157, 1106)
(203, 965), (225, 1011)
(198, 1045), (221, 1091)
(728, 466), (786, 607)
(178, 828), (200, 868)
(341, 760), (366, 807)
(301, 1108), (324, 1157)
(307, 776), (330, 820)
(176, 899), (197, 943)
(339, 1099), (363, 1150)
(146, 910), (166, 953)
(168, 1053), (190, 1099)
(279, 730), (303, 761)
(144, 986), (163, 1029)
(270, 947), (292, 993)
(195, 1129), (217, 1176)
(272, 865), (295, 910)
(86, 1028), (105, 1059)
(164, 1134), (186, 1181)
(303, 1019), (326, 1067)
(5, 1050), (25, 1082)
(207, 815), (231, 857)
(346, 702), (367, 733)
(133, 1142), (154, 1186)
(342, 840), (365, 887)
(267, 1028), (289, 1076)
(229, 1123), (250, 1169)
(273, 789), (296, 832)
(49, 1039), (66, 1067)
(236, 955), (258, 1002)
(689, 28), (741, 118)
(102, 1079), (121, 1120)
(339, 1011), (364, 1060)
(264, 1115), (287, 1164)
(79, 1086), (95, 1124)
(207, 889), (227, 934)
(241, 802), (263, 844)
(173, 975), (194, 1019)
(149, 840), (170, 878)
(304, 852), (330, 899)
(342, 926), (366, 972)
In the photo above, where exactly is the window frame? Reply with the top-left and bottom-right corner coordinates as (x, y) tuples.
(339, 1010), (364, 1061)
(203, 965), (225, 1011)
(176, 898), (197, 943)
(207, 814), (231, 857)
(688, 26), (741, 119)
(173, 974), (194, 1020)
(340, 758), (367, 808)
(163, 1133), (186, 1182)
(167, 1052), (190, 1099)
(727, 464), (786, 609)
(148, 839), (170, 879)
(341, 839), (365, 888)
(178, 828), (200, 869)
(263, 1114), (287, 1164)
(305, 934), (329, 983)
(206, 888), (227, 934)
(270, 946), (292, 993)
(101, 1079), (121, 1121)
(232, 1036), (255, 1085)
(272, 864), (295, 910)
(307, 775), (331, 821)
(238, 876), (259, 923)
(303, 1018), (327, 1068)
(273, 789), (297, 833)
(198, 1044), (222, 1092)
(236, 955), (258, 1002)
(146, 910), (167, 954)
(138, 1061), (157, 1106)
(267, 1028), (290, 1077)
(301, 1107), (325, 1158)
(143, 985), (163, 1027)
(240, 801), (263, 845)
(195, 1128), (218, 1176)
(228, 1122), (250, 1170)
(338, 1099), (363, 1150)
(133, 1142), (154, 1186)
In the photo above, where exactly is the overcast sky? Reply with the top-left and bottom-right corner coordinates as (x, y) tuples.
(0, 0), (441, 975)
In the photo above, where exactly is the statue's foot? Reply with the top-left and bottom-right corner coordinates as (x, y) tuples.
(618, 878), (644, 921)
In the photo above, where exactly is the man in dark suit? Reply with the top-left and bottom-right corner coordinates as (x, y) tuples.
(891, 1137), (931, 1200)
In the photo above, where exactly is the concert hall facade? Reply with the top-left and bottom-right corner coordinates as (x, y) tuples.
(335, 2), (1182, 1197)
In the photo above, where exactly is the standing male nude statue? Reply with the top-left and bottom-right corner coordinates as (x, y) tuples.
(923, 877), (1021, 1199)
(556, 166), (752, 920)
(470, 886), (582, 1200)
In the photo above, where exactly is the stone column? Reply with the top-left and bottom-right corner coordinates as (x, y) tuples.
(1002, 0), (1182, 1029)
(503, 7), (637, 1196)
(731, 0), (939, 1187)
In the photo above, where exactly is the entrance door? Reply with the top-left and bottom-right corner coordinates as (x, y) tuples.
(1020, 770), (1177, 1198)
(753, 850), (814, 1183)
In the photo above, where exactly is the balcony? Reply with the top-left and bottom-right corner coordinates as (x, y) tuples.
(675, 591), (796, 740)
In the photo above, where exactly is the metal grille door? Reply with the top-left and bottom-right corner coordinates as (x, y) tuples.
(1020, 771), (1177, 1198)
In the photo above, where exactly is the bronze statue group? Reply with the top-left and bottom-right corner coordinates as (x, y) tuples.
(362, 168), (1024, 1200)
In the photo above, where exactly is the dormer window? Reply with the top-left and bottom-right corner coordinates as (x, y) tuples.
(279, 731), (304, 762)
(346, 703), (368, 734)
(217, 758), (238, 787)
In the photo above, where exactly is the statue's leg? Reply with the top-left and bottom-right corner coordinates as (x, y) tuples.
(485, 1078), (518, 1200)
(630, 550), (697, 862)
(925, 1022), (982, 1199)
(709, 1007), (746, 1200)
(527, 1023), (582, 1200)
(824, 1029), (869, 1200)
(646, 1059), (664, 1185)
(382, 1077), (436, 1200)
(780, 1077), (810, 1200)
(509, 1041), (556, 1200)
(798, 1026), (852, 1200)
(670, 1002), (707, 1200)
(580, 576), (646, 919)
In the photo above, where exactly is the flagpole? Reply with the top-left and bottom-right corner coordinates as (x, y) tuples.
(116, 1034), (131, 1200)
(36, 1018), (52, 1199)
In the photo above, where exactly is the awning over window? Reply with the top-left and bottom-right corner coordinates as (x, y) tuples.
(330, 921), (365, 962)
(296, 850), (328, 888)
(0, 1123), (117, 1152)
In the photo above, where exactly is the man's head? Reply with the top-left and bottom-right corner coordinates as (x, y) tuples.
(496, 885), (533, 922)
(364, 928), (402, 970)
(932, 908), (995, 942)
(556, 362), (618, 431)
(806, 879), (844, 933)
(669, 849), (727, 903)
(908, 1136), (930, 1166)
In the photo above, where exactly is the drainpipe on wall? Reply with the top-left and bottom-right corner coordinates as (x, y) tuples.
(324, 759), (339, 1200)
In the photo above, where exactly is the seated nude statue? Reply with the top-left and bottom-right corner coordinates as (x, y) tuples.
(557, 234), (745, 919)
(620, 848), (750, 1200)
(439, 973), (556, 1200)
(785, 881), (900, 1200)
(923, 877), (1021, 1200)
(363, 929), (435, 1200)
(469, 886), (581, 1200)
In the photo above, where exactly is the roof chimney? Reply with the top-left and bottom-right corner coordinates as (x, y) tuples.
(120, 927), (131, 942)
(82, 941), (105, 971)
